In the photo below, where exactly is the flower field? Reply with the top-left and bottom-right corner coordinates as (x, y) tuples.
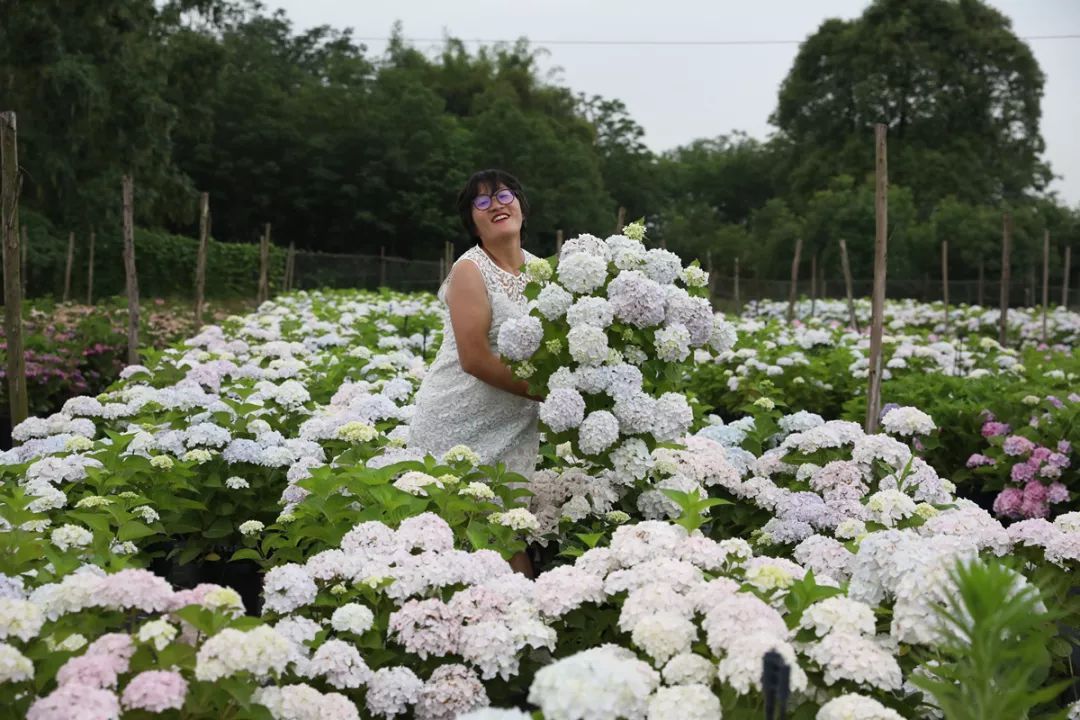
(0, 229), (1078, 719)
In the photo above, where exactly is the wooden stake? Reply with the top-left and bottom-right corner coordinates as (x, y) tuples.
(555, 229), (563, 254)
(999, 212), (1011, 346)
(615, 206), (626, 234)
(285, 241), (295, 291)
(865, 123), (888, 434)
(1042, 229), (1049, 343)
(1, 111), (27, 426)
(194, 192), (209, 329)
(941, 239), (949, 332)
(810, 251), (818, 317)
(20, 224), (27, 299)
(733, 256), (740, 313)
(786, 237), (802, 323)
(839, 238), (858, 332)
(86, 229), (95, 305)
(379, 245), (386, 289)
(63, 231), (75, 303)
(977, 257), (984, 306)
(1063, 246), (1072, 309)
(121, 174), (140, 366)
(257, 223), (271, 304)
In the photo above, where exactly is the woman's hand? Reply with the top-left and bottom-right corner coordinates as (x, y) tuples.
(447, 260), (537, 400)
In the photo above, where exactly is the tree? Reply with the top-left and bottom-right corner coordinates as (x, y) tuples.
(772, 0), (1050, 212)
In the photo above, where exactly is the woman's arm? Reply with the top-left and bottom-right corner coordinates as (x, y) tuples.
(446, 260), (539, 401)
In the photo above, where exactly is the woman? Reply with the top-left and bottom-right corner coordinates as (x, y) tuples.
(408, 169), (542, 487)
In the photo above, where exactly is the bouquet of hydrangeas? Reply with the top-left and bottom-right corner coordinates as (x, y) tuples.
(496, 222), (736, 468)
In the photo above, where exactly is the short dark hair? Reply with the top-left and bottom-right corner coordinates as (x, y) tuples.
(456, 169), (530, 242)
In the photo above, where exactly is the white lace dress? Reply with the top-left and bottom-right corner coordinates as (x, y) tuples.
(407, 245), (540, 477)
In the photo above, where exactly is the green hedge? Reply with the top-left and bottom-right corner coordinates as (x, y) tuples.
(19, 210), (286, 300)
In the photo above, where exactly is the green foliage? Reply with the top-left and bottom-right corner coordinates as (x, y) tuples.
(911, 558), (1069, 720)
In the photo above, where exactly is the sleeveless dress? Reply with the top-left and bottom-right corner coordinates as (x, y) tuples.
(407, 245), (540, 477)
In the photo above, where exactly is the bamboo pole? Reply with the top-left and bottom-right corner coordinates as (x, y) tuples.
(941, 239), (949, 332)
(257, 223), (271, 304)
(86, 229), (95, 305)
(865, 123), (888, 434)
(1041, 229), (1049, 343)
(121, 175), (140, 366)
(194, 192), (209, 329)
(63, 231), (75, 303)
(810, 251), (818, 317)
(555, 229), (563, 255)
(1, 111), (27, 426)
(999, 213), (1012, 346)
(839, 238), (858, 332)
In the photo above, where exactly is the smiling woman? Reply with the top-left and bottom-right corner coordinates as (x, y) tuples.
(407, 169), (542, 496)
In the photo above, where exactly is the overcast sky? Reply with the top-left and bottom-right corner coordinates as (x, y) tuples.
(269, 0), (1080, 206)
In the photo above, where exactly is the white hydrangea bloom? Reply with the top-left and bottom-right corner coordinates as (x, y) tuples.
(578, 411), (620, 455)
(331, 604), (375, 635)
(655, 323), (692, 362)
(566, 297), (614, 328)
(539, 388), (587, 433)
(881, 406), (936, 436)
(528, 645), (659, 720)
(816, 693), (905, 720)
(0, 598), (44, 642)
(646, 685), (721, 720)
(558, 253), (608, 295)
(567, 325), (609, 366)
(497, 316), (543, 361)
(535, 284), (574, 320)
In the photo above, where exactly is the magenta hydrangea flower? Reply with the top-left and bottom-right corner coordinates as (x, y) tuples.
(1024, 481), (1049, 504)
(1002, 435), (1036, 457)
(980, 421), (1011, 438)
(121, 670), (188, 713)
(965, 454), (995, 469)
(992, 488), (1024, 518)
(1031, 447), (1052, 463)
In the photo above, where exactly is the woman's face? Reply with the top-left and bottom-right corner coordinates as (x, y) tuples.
(471, 183), (522, 243)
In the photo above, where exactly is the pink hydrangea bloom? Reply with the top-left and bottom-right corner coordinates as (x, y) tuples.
(1031, 447), (1052, 463)
(97, 569), (174, 613)
(1010, 462), (1037, 483)
(966, 454), (995, 469)
(56, 653), (124, 689)
(980, 421), (1010, 438)
(1047, 482), (1069, 504)
(84, 633), (135, 668)
(27, 684), (121, 720)
(1002, 436), (1036, 456)
(1059, 440), (1072, 454)
(121, 670), (188, 713)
